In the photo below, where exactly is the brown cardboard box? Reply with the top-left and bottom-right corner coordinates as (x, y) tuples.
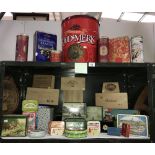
(61, 77), (85, 90)
(102, 82), (120, 93)
(33, 75), (55, 88)
(63, 90), (83, 102)
(95, 93), (128, 109)
(26, 87), (59, 105)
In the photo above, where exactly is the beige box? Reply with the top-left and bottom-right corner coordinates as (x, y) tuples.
(95, 93), (128, 109)
(63, 90), (83, 102)
(102, 82), (120, 93)
(61, 77), (85, 90)
(33, 75), (55, 88)
(26, 87), (59, 105)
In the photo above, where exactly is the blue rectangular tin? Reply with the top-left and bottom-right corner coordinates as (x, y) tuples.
(34, 31), (57, 62)
(107, 127), (121, 136)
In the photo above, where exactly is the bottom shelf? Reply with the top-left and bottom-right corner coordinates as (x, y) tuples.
(1, 133), (150, 143)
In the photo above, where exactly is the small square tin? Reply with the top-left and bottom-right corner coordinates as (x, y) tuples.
(87, 121), (101, 136)
(86, 106), (103, 121)
(48, 121), (65, 136)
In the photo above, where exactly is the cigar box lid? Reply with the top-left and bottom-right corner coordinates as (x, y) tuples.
(33, 74), (55, 89)
(61, 77), (85, 90)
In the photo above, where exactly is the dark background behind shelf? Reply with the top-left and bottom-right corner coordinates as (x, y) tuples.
(4, 64), (148, 120)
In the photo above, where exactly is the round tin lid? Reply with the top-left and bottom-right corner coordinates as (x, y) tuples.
(17, 33), (29, 37)
(62, 15), (99, 25)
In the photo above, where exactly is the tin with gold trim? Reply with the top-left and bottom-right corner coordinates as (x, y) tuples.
(62, 15), (99, 62)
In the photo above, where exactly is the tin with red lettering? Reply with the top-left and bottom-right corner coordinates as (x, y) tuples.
(62, 15), (99, 62)
(15, 34), (29, 61)
(98, 37), (109, 62)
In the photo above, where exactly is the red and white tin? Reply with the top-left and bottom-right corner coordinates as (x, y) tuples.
(15, 34), (29, 61)
(62, 15), (99, 62)
(50, 50), (62, 62)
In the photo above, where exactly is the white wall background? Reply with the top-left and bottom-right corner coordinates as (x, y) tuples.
(0, 19), (155, 62)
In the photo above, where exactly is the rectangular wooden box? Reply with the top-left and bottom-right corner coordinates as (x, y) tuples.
(33, 74), (55, 89)
(61, 77), (85, 90)
(26, 87), (59, 105)
(95, 93), (128, 109)
(63, 90), (83, 102)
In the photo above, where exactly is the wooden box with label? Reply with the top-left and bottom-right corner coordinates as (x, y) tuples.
(95, 93), (128, 109)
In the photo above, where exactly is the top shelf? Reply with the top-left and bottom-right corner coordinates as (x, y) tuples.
(0, 61), (151, 68)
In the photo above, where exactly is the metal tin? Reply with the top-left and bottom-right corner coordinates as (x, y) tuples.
(131, 35), (144, 62)
(22, 112), (36, 132)
(22, 100), (38, 112)
(62, 15), (99, 62)
(65, 118), (86, 131)
(62, 103), (86, 120)
(108, 36), (131, 62)
(122, 123), (130, 137)
(64, 118), (87, 138)
(1, 115), (27, 137)
(50, 50), (62, 62)
(15, 34), (29, 61)
(28, 130), (46, 138)
(98, 37), (109, 62)
(48, 121), (65, 136)
(87, 121), (101, 136)
(86, 106), (103, 121)
(34, 31), (57, 62)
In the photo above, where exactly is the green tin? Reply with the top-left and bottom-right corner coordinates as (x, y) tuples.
(64, 130), (87, 138)
(1, 115), (27, 137)
(22, 100), (38, 112)
(64, 118), (87, 138)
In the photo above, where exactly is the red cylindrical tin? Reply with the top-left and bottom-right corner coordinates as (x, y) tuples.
(15, 34), (29, 61)
(62, 15), (99, 62)
(50, 50), (62, 62)
(98, 37), (109, 62)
